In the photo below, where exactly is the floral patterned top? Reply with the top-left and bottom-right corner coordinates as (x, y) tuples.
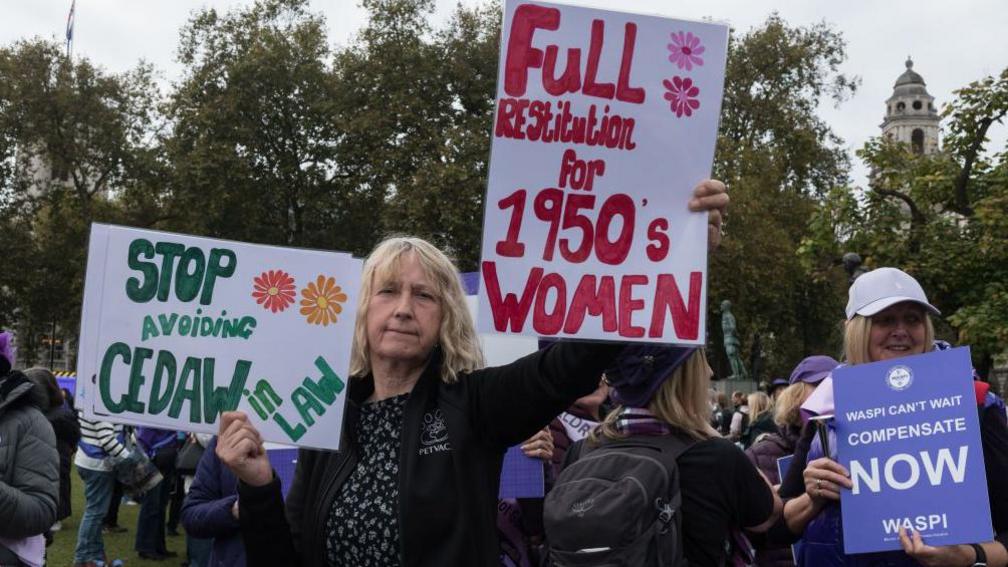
(325, 393), (408, 567)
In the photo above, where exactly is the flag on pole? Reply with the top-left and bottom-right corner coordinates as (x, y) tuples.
(65, 0), (75, 43)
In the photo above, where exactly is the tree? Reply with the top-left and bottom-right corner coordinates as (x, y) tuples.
(329, 0), (500, 266)
(807, 67), (1008, 377)
(0, 38), (161, 362)
(706, 15), (858, 380)
(165, 0), (350, 250)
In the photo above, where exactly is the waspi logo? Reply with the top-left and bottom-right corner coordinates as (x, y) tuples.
(886, 365), (913, 391)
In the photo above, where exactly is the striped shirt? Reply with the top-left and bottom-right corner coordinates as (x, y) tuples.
(74, 412), (128, 472)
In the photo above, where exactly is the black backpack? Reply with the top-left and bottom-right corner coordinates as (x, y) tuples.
(543, 433), (696, 566)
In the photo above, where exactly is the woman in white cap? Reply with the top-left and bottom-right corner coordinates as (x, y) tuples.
(780, 267), (1008, 566)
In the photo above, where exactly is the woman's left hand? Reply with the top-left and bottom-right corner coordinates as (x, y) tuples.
(688, 179), (729, 251)
(898, 528), (974, 566)
(521, 427), (554, 462)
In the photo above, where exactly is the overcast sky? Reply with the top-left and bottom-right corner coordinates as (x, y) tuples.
(3, 0), (1006, 189)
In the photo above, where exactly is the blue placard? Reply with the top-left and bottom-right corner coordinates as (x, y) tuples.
(776, 454), (794, 484)
(498, 445), (545, 499)
(834, 347), (991, 554)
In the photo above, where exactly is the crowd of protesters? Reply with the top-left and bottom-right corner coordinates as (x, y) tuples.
(2, 178), (1008, 567)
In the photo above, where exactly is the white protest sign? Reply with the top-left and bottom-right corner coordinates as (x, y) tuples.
(477, 1), (728, 345)
(77, 224), (361, 451)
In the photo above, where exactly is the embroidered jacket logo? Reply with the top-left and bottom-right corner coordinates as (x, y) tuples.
(419, 409), (450, 455)
(571, 498), (595, 517)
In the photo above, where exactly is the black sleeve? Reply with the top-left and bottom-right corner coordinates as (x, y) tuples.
(779, 421), (814, 499)
(979, 404), (1008, 551)
(466, 341), (623, 448)
(238, 453), (304, 567)
(730, 445), (775, 529)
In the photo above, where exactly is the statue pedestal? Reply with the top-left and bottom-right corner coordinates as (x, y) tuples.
(713, 377), (758, 396)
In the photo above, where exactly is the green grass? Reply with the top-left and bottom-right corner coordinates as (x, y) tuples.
(46, 464), (187, 566)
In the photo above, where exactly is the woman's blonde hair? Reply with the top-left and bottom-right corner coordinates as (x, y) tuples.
(843, 309), (934, 365)
(747, 391), (771, 423)
(593, 349), (720, 442)
(773, 382), (814, 428)
(348, 236), (484, 383)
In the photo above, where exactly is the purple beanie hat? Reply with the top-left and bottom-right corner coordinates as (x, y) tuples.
(0, 331), (14, 376)
(605, 345), (698, 408)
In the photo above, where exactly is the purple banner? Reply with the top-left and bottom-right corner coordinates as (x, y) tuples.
(835, 347), (991, 554)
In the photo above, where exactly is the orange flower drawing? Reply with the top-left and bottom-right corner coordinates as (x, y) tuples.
(251, 269), (296, 313)
(300, 275), (348, 326)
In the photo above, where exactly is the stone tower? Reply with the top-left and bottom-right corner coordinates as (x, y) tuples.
(881, 57), (940, 155)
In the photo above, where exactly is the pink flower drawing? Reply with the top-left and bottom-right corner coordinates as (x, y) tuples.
(663, 77), (701, 117)
(667, 31), (705, 70)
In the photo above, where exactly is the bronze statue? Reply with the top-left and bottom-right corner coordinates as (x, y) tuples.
(842, 252), (868, 284)
(720, 300), (748, 380)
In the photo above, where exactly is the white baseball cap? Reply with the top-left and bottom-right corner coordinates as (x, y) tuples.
(845, 267), (941, 321)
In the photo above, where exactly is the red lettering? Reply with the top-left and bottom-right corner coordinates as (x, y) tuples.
(504, 5), (559, 97)
(482, 262), (542, 332)
(558, 149), (605, 191)
(495, 98), (516, 138)
(582, 20), (615, 99)
(532, 273), (567, 334)
(496, 190), (527, 257)
(543, 45), (581, 96)
(559, 194), (596, 263)
(618, 275), (647, 337)
(646, 218), (670, 261)
(563, 275), (617, 333)
(648, 272), (703, 340)
(615, 23), (645, 103)
(533, 188), (563, 260)
(595, 194), (635, 265)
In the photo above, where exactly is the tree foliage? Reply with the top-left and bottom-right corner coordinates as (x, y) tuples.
(0, 38), (160, 363)
(806, 68), (1008, 377)
(5, 4), (935, 379)
(707, 15), (858, 380)
(164, 0), (346, 249)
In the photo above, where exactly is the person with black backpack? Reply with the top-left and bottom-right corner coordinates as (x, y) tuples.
(544, 345), (782, 566)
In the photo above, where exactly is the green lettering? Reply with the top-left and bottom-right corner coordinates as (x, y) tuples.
(148, 350), (177, 415)
(141, 316), (159, 342)
(202, 248), (237, 305)
(153, 242), (185, 302)
(291, 387), (325, 427)
(125, 239), (158, 302)
(124, 347), (152, 413)
(178, 316), (192, 335)
(202, 358), (250, 423)
(169, 357), (202, 423)
(236, 317), (257, 339)
(253, 379), (282, 413)
(99, 342), (132, 413)
(175, 247), (206, 302)
(302, 356), (345, 405)
(273, 412), (306, 442)
(157, 313), (178, 335)
(244, 389), (269, 420)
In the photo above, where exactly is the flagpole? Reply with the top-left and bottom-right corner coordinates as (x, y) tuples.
(65, 0), (75, 59)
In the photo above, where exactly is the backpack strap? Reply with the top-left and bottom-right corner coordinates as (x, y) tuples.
(575, 431), (697, 467)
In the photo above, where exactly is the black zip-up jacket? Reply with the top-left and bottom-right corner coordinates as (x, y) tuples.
(237, 341), (622, 566)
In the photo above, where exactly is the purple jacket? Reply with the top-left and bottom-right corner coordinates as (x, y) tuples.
(135, 427), (178, 458)
(745, 426), (800, 567)
(181, 437), (246, 567)
(746, 425), (799, 485)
